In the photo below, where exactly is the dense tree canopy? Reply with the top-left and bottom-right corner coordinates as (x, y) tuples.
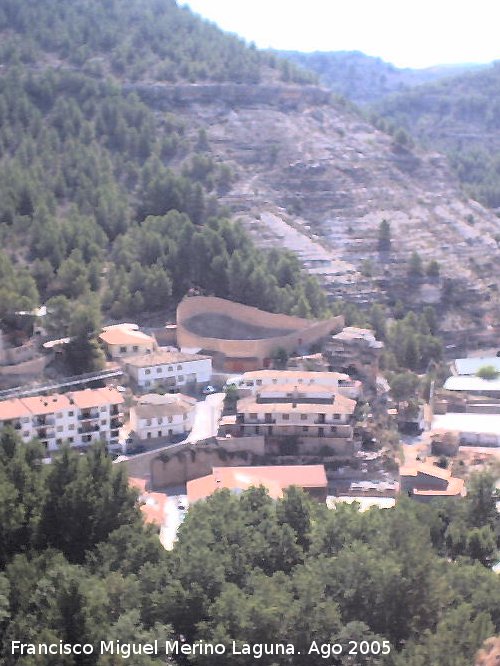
(0, 429), (498, 665)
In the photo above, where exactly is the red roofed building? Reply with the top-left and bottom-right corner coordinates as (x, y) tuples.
(400, 462), (466, 502)
(129, 477), (168, 527)
(187, 465), (328, 503)
(0, 387), (123, 452)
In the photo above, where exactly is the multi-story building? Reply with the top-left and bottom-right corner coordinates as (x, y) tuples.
(232, 369), (361, 400)
(324, 327), (383, 385)
(129, 393), (196, 441)
(0, 387), (124, 452)
(220, 382), (357, 455)
(99, 324), (157, 359)
(124, 350), (212, 391)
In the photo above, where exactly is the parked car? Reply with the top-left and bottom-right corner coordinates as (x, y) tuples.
(202, 384), (217, 395)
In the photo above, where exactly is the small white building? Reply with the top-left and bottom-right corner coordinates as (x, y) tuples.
(432, 413), (500, 447)
(99, 324), (157, 359)
(124, 350), (212, 390)
(130, 393), (196, 441)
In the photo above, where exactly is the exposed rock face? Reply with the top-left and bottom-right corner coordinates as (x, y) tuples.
(135, 82), (500, 326)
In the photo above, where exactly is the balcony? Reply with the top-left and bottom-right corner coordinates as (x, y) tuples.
(34, 416), (55, 427)
(37, 428), (55, 439)
(78, 424), (100, 435)
(111, 417), (123, 429)
(78, 411), (100, 421)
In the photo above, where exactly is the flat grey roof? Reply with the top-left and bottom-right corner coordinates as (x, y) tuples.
(454, 357), (500, 375)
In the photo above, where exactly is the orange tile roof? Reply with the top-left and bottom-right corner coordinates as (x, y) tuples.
(241, 370), (350, 382)
(128, 477), (168, 526)
(400, 462), (452, 480)
(187, 465), (327, 502)
(413, 477), (466, 497)
(0, 387), (124, 422)
(140, 492), (169, 526)
(21, 394), (71, 415)
(257, 383), (340, 395)
(70, 387), (124, 409)
(99, 325), (155, 347)
(125, 350), (210, 368)
(0, 398), (32, 421)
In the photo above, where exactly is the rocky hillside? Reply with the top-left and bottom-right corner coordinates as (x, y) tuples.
(132, 79), (500, 331)
(275, 50), (485, 105)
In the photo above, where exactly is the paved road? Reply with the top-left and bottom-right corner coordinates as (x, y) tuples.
(186, 393), (225, 443)
(160, 494), (188, 551)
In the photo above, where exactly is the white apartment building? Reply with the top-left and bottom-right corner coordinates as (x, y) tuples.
(0, 387), (124, 452)
(130, 393), (196, 441)
(232, 370), (361, 400)
(124, 350), (212, 390)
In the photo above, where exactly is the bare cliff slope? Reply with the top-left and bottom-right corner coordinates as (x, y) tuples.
(136, 82), (500, 328)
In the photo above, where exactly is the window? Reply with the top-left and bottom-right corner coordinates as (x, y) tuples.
(302, 426), (308, 432)
(183, 414), (187, 420)
(298, 378), (303, 384)
(158, 417), (163, 425)
(168, 416), (173, 423)
(250, 413), (257, 420)
(177, 365), (182, 370)
(156, 367), (162, 373)
(120, 346), (127, 353)
(145, 369), (151, 375)
(101, 420), (107, 426)
(22, 417), (30, 423)
(69, 425), (75, 431)
(168, 366), (173, 372)
(334, 413), (340, 420)
(282, 414), (290, 420)
(100, 406), (106, 412)
(146, 419), (152, 426)
(56, 438), (63, 445)
(145, 381), (150, 387)
(23, 431), (30, 438)
(272, 379), (277, 384)
(57, 426), (63, 433)
(178, 375), (184, 382)
(300, 414), (307, 421)
(331, 426), (337, 433)
(147, 432), (151, 439)
(68, 411), (74, 417)
(158, 431), (162, 438)
(133, 345), (138, 352)
(256, 379), (262, 386)
(68, 437), (74, 443)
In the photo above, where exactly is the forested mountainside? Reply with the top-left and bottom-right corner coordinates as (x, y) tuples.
(374, 63), (500, 207)
(0, 0), (326, 335)
(0, 0), (313, 84)
(276, 50), (483, 105)
(0, 433), (499, 666)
